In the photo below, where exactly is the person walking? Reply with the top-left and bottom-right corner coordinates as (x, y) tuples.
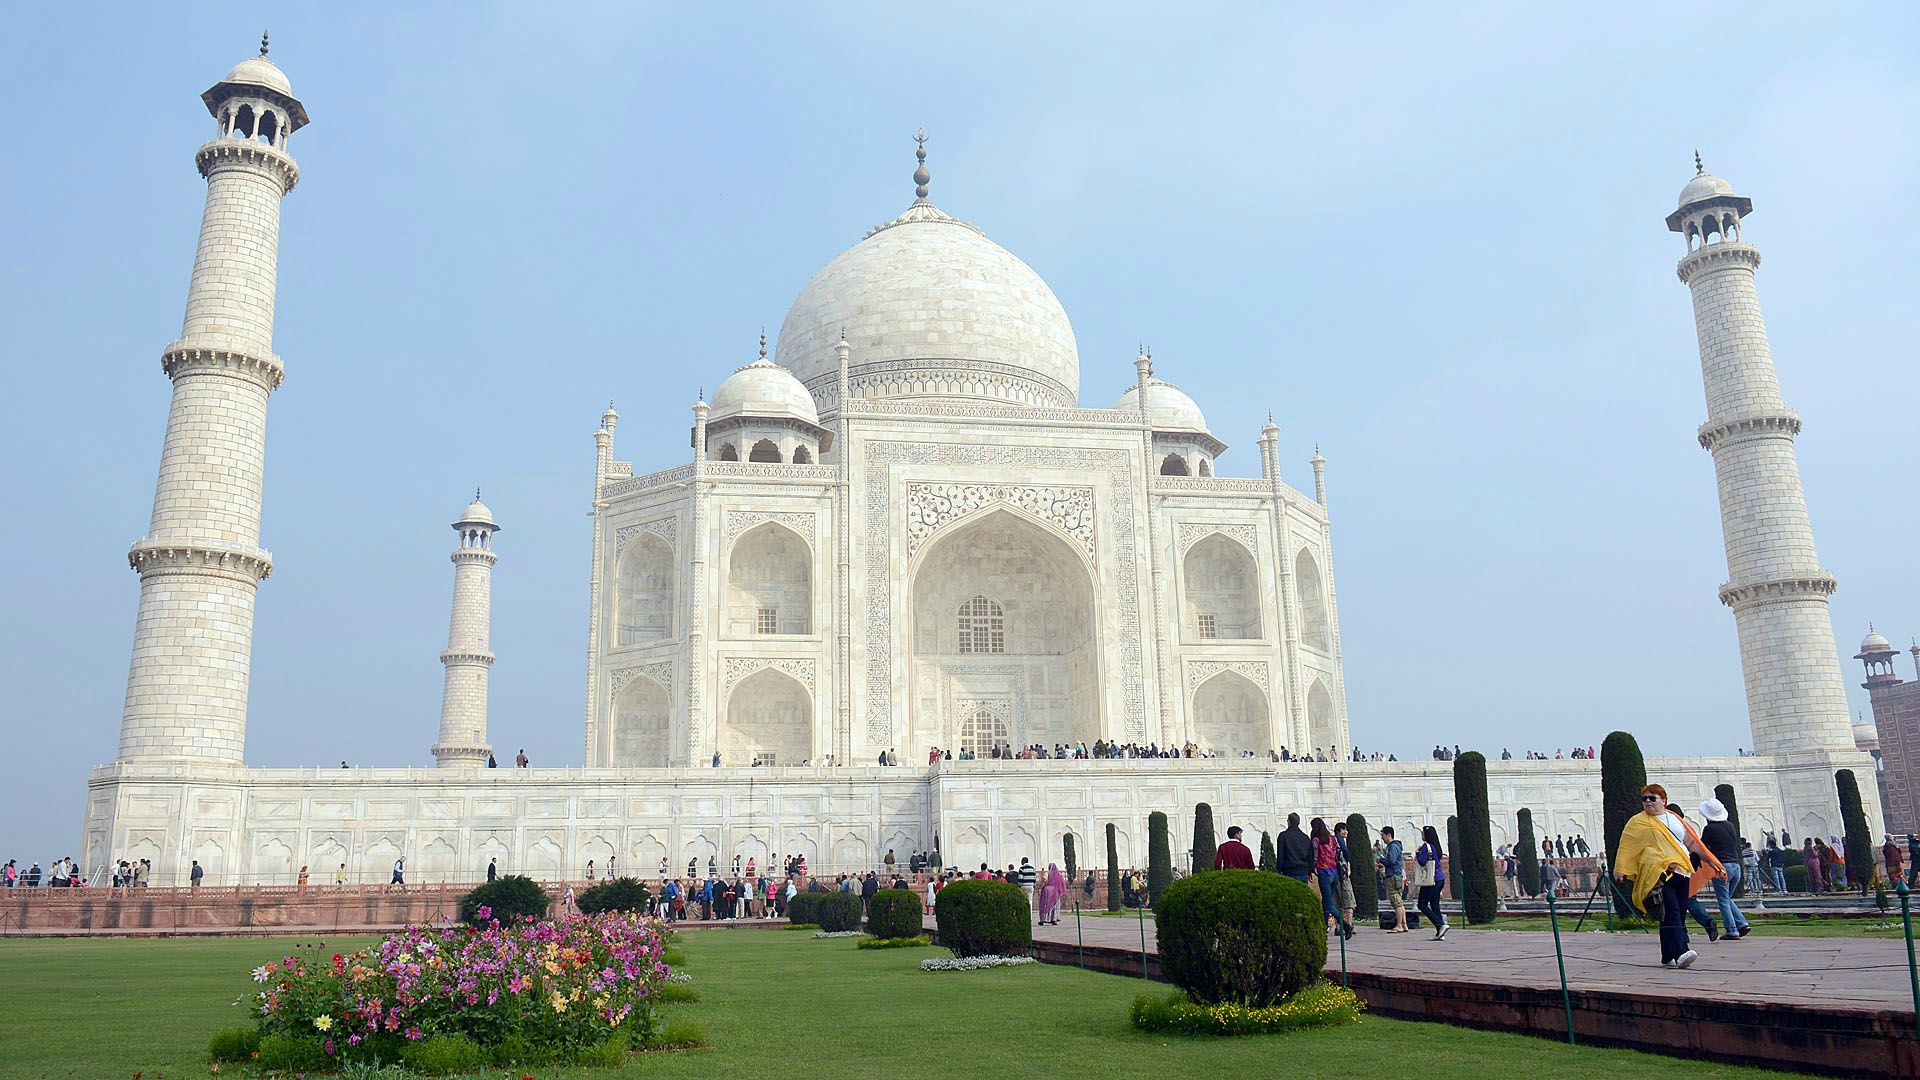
(486, 856), (498, 882)
(1415, 825), (1448, 939)
(1882, 836), (1903, 886)
(390, 856), (406, 886)
(189, 860), (204, 888)
(1502, 850), (1518, 899)
(1334, 821), (1357, 932)
(1276, 813), (1314, 884)
(1379, 826), (1408, 932)
(1615, 784), (1719, 969)
(334, 863), (347, 886)
(1311, 818), (1353, 940)
(1017, 857), (1038, 916)
(1214, 825), (1255, 869)
(1038, 862), (1066, 926)
(1699, 799), (1750, 938)
(1803, 839), (1824, 893)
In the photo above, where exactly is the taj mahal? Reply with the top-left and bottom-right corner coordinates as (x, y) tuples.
(84, 45), (1879, 884)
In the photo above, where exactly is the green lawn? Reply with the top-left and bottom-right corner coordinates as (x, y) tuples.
(0, 928), (1823, 1079)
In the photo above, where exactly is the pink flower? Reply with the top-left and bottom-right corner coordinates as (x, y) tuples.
(405, 1027), (423, 1041)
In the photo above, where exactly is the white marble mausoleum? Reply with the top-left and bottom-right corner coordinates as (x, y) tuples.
(82, 47), (1877, 884)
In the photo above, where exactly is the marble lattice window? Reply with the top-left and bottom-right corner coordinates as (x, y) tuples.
(1197, 612), (1218, 639)
(756, 607), (778, 634)
(956, 595), (1005, 654)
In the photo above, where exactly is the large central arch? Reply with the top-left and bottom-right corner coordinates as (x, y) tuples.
(1191, 669), (1270, 756)
(906, 507), (1100, 757)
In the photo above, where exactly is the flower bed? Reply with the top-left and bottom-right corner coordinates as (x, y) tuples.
(213, 907), (674, 1071)
(920, 955), (1037, 971)
(1128, 983), (1361, 1036)
(811, 930), (869, 939)
(856, 935), (932, 950)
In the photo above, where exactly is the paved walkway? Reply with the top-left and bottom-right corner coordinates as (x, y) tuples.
(1021, 911), (1919, 1015)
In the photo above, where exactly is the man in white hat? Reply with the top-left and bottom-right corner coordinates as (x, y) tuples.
(1698, 798), (1751, 939)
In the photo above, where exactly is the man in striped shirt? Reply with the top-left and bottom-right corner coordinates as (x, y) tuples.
(1017, 857), (1038, 916)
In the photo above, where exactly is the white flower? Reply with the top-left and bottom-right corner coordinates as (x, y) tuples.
(251, 965), (271, 983)
(920, 955), (1037, 972)
(811, 930), (869, 939)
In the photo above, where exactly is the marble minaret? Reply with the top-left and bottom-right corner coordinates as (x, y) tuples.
(433, 493), (499, 766)
(1669, 156), (1853, 755)
(119, 38), (308, 764)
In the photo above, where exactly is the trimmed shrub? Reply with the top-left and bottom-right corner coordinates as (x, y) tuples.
(934, 878), (1033, 957)
(1147, 811), (1173, 905)
(399, 1033), (485, 1075)
(207, 1026), (260, 1062)
(1838, 769), (1874, 892)
(1346, 813), (1377, 920)
(1785, 864), (1809, 892)
(658, 1016), (708, 1050)
(1516, 808), (1541, 897)
(1258, 831), (1276, 873)
(1714, 782), (1742, 839)
(786, 891), (820, 925)
(1106, 823), (1122, 912)
(1453, 752), (1497, 924)
(460, 874), (549, 926)
(255, 1034), (329, 1073)
(1601, 730), (1647, 914)
(867, 888), (922, 939)
(817, 891), (863, 932)
(1192, 803), (1217, 873)
(1155, 870), (1325, 1006)
(577, 876), (651, 915)
(1063, 833), (1078, 881)
(1445, 816), (1462, 901)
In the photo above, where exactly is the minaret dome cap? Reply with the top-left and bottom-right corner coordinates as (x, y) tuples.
(1860, 627), (1894, 654)
(456, 493), (497, 528)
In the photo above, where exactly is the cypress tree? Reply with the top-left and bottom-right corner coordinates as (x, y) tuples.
(1836, 770), (1874, 893)
(1516, 808), (1541, 897)
(1063, 833), (1077, 881)
(1600, 731), (1647, 870)
(1713, 783), (1741, 839)
(1105, 823), (1121, 911)
(1192, 803), (1217, 873)
(1452, 752), (1498, 923)
(1147, 811), (1173, 905)
(1445, 816), (1462, 901)
(1346, 813), (1377, 920)
(1258, 831), (1276, 872)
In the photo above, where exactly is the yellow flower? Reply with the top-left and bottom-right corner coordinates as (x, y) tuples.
(312, 1015), (334, 1032)
(550, 991), (568, 1013)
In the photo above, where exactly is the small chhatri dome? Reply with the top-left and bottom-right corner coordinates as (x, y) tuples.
(1676, 153), (1734, 209)
(1852, 713), (1880, 751)
(223, 52), (294, 98)
(708, 338), (821, 426)
(1860, 625), (1894, 654)
(457, 489), (497, 527)
(1115, 376), (1209, 433)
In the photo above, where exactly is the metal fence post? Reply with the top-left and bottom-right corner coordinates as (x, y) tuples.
(1074, 901), (1084, 969)
(1547, 890), (1575, 1044)
(1899, 882), (1920, 1048)
(1138, 901), (1149, 979)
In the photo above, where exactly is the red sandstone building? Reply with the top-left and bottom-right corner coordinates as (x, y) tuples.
(1855, 628), (1920, 838)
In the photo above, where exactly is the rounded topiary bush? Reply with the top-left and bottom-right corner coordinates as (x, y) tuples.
(577, 876), (651, 915)
(1785, 864), (1809, 892)
(934, 878), (1032, 957)
(868, 888), (922, 939)
(1155, 869), (1325, 1006)
(817, 891), (864, 932)
(460, 874), (550, 925)
(786, 891), (820, 924)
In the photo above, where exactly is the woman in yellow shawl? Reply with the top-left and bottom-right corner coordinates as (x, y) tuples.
(1615, 784), (1724, 968)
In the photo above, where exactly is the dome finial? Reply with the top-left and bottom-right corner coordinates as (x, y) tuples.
(474, 485), (482, 501)
(758, 327), (768, 360)
(260, 30), (270, 57)
(913, 128), (931, 201)
(1694, 149), (1704, 176)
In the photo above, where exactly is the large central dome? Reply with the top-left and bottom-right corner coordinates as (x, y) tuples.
(774, 146), (1079, 409)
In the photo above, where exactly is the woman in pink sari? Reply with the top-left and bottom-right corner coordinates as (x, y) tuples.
(1037, 863), (1067, 926)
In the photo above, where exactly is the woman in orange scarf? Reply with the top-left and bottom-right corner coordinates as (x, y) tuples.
(1614, 784), (1724, 968)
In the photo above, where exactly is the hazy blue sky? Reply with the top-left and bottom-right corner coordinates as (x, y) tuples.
(3, 6), (1915, 862)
